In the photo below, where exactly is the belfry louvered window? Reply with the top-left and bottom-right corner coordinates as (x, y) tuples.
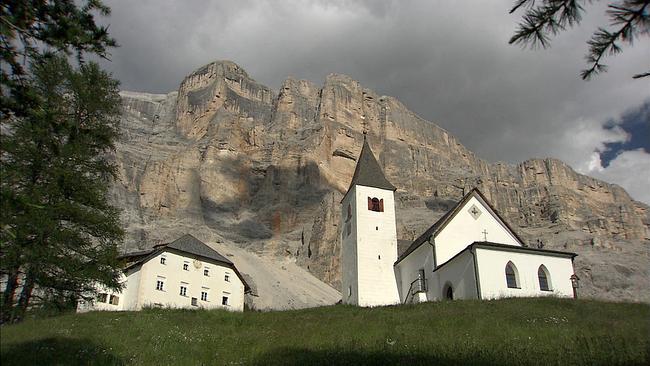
(368, 197), (384, 212)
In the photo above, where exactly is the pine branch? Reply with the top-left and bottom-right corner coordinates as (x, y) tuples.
(510, 0), (536, 14)
(581, 1), (650, 79)
(632, 70), (650, 78)
(509, 0), (588, 48)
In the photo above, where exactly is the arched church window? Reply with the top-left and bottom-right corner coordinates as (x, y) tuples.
(538, 265), (552, 291)
(367, 197), (384, 212)
(505, 262), (519, 289)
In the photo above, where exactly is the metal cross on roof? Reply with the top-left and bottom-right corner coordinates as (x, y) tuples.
(482, 229), (488, 242)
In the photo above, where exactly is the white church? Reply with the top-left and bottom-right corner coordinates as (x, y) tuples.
(341, 137), (579, 306)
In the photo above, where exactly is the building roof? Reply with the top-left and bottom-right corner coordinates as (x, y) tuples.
(121, 234), (249, 292)
(471, 241), (577, 258)
(344, 136), (396, 200)
(395, 188), (527, 265)
(166, 234), (234, 265)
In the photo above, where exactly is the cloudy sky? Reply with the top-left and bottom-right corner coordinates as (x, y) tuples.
(98, 0), (649, 204)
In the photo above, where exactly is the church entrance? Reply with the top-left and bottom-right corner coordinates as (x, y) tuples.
(443, 283), (453, 300)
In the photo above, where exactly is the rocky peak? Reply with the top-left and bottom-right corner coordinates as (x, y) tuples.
(175, 60), (275, 139)
(112, 61), (650, 304)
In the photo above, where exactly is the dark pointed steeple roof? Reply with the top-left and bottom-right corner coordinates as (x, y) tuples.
(346, 136), (396, 193)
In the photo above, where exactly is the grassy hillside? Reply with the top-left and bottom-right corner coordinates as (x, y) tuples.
(1, 298), (648, 365)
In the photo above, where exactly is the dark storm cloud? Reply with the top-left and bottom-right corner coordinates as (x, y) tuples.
(98, 0), (650, 203)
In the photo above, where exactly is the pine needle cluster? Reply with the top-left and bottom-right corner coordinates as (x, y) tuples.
(509, 0), (649, 79)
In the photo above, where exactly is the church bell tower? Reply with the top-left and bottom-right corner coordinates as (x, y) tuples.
(340, 135), (400, 306)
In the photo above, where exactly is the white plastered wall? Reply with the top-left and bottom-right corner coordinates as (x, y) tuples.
(137, 250), (245, 311)
(352, 185), (400, 306)
(341, 186), (359, 305)
(475, 248), (575, 299)
(435, 195), (521, 266)
(122, 267), (141, 310)
(430, 250), (478, 301)
(78, 273), (129, 312)
(81, 249), (246, 312)
(394, 243), (433, 303)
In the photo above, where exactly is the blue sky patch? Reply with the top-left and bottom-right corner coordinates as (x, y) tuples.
(600, 100), (650, 168)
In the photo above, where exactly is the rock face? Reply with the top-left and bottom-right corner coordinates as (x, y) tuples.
(112, 60), (650, 305)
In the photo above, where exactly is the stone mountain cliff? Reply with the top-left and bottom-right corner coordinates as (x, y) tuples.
(112, 60), (650, 305)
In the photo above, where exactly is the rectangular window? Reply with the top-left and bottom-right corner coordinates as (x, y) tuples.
(97, 293), (108, 303)
(203, 268), (209, 277)
(191, 297), (198, 306)
(224, 273), (230, 282)
(156, 280), (164, 291)
(160, 256), (166, 265)
(201, 291), (208, 301)
(180, 285), (187, 297)
(183, 262), (189, 271)
(109, 295), (119, 305)
(222, 296), (229, 306)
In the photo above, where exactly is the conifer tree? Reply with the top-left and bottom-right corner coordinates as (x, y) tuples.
(1, 1), (122, 323)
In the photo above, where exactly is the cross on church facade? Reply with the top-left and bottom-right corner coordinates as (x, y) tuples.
(482, 229), (488, 242)
(470, 206), (480, 216)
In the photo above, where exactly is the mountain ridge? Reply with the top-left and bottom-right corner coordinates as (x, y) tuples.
(111, 60), (649, 305)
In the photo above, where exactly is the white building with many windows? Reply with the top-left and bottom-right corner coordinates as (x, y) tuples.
(79, 234), (250, 312)
(341, 137), (578, 306)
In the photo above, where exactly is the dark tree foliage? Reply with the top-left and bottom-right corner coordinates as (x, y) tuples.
(1, 1), (122, 323)
(1, 0), (117, 117)
(1, 56), (125, 323)
(509, 0), (649, 79)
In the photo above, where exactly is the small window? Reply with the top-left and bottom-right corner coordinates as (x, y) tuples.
(367, 197), (384, 212)
(201, 291), (208, 301)
(97, 293), (108, 303)
(204, 268), (210, 277)
(191, 297), (198, 306)
(180, 285), (187, 296)
(538, 265), (552, 291)
(224, 274), (230, 282)
(222, 296), (229, 306)
(109, 295), (119, 305)
(160, 256), (166, 265)
(183, 262), (189, 271)
(156, 280), (164, 291)
(505, 262), (519, 289)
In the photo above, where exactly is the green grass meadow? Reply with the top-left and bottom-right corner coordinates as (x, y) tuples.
(1, 298), (648, 365)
